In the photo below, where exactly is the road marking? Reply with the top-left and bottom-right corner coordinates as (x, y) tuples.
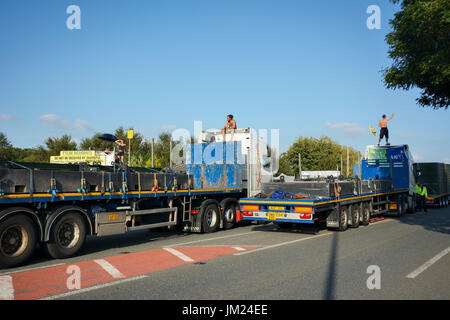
(163, 248), (195, 262)
(167, 231), (259, 247)
(233, 247), (246, 251)
(0, 275), (14, 300)
(406, 246), (450, 279)
(40, 275), (148, 300)
(234, 232), (332, 256)
(94, 259), (125, 279)
(0, 263), (65, 276)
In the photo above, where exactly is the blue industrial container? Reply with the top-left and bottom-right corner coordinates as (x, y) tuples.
(361, 145), (414, 192)
(186, 142), (245, 190)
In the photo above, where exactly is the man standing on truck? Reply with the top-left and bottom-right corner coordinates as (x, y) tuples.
(222, 114), (237, 142)
(378, 113), (395, 146)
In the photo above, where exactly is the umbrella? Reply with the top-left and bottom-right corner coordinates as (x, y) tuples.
(98, 134), (118, 142)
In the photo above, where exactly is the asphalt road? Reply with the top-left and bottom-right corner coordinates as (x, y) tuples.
(1, 206), (449, 300)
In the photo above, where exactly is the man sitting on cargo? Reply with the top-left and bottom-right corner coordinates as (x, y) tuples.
(221, 114), (237, 142)
(378, 113), (395, 146)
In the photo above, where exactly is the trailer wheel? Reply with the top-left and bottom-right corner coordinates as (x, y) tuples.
(222, 202), (237, 230)
(338, 206), (348, 232)
(201, 203), (220, 233)
(0, 214), (37, 268)
(44, 212), (86, 259)
(349, 204), (360, 228)
(361, 202), (370, 226)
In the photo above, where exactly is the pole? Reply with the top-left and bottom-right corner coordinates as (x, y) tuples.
(340, 156), (343, 176)
(347, 146), (349, 178)
(128, 139), (131, 164)
(151, 138), (154, 167)
(298, 153), (302, 181)
(169, 136), (172, 168)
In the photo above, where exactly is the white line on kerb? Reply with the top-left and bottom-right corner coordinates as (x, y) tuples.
(0, 275), (14, 300)
(233, 247), (246, 251)
(0, 263), (65, 276)
(94, 259), (125, 279)
(163, 248), (194, 262)
(40, 275), (148, 300)
(234, 232), (332, 256)
(406, 246), (450, 279)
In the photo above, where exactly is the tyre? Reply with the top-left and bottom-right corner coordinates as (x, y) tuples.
(201, 203), (220, 233)
(338, 206), (348, 232)
(222, 202), (237, 230)
(0, 214), (38, 268)
(361, 202), (370, 226)
(44, 212), (86, 259)
(349, 204), (360, 228)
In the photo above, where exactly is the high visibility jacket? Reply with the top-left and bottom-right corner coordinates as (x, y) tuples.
(421, 186), (428, 198)
(415, 184), (421, 194)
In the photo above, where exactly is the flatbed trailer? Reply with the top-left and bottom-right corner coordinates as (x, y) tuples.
(239, 145), (418, 230)
(0, 129), (270, 268)
(238, 189), (410, 230)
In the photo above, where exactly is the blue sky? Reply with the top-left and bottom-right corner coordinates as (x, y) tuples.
(0, 0), (448, 162)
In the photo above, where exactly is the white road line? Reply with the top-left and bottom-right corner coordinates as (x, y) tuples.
(167, 231), (259, 247)
(40, 275), (148, 300)
(234, 232), (332, 256)
(233, 247), (246, 251)
(0, 263), (65, 276)
(94, 259), (125, 279)
(0, 275), (14, 300)
(163, 248), (195, 262)
(406, 246), (450, 279)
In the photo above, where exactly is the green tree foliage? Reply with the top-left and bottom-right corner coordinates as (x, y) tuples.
(275, 136), (361, 177)
(0, 132), (12, 149)
(384, 0), (450, 109)
(44, 134), (78, 156)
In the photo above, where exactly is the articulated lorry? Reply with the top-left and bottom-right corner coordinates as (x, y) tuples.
(238, 145), (449, 230)
(0, 128), (273, 268)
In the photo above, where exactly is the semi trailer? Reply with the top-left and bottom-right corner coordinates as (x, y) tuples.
(0, 128), (272, 268)
(414, 162), (450, 207)
(238, 145), (445, 230)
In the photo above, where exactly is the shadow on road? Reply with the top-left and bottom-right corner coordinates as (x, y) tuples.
(396, 207), (450, 235)
(250, 222), (327, 235)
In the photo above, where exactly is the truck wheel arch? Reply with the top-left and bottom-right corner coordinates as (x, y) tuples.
(44, 206), (93, 242)
(0, 207), (44, 242)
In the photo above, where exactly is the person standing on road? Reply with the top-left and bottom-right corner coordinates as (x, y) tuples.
(416, 183), (428, 212)
(378, 113), (395, 146)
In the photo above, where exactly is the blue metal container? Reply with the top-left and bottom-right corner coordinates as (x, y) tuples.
(186, 142), (245, 190)
(361, 145), (412, 191)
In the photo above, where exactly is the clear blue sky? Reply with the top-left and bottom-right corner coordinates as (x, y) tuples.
(0, 0), (448, 162)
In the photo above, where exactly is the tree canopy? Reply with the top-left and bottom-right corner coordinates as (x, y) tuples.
(384, 0), (450, 109)
(276, 136), (361, 177)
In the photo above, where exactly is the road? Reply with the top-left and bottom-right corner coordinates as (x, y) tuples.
(1, 207), (449, 300)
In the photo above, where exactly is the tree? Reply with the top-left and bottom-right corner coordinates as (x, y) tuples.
(44, 134), (77, 156)
(275, 136), (361, 177)
(384, 0), (450, 109)
(0, 132), (12, 149)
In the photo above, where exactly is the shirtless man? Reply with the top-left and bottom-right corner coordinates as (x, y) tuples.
(378, 113), (395, 146)
(221, 114), (237, 142)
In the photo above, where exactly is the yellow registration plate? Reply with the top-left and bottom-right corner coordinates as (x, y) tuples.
(269, 206), (285, 211)
(267, 212), (285, 221)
